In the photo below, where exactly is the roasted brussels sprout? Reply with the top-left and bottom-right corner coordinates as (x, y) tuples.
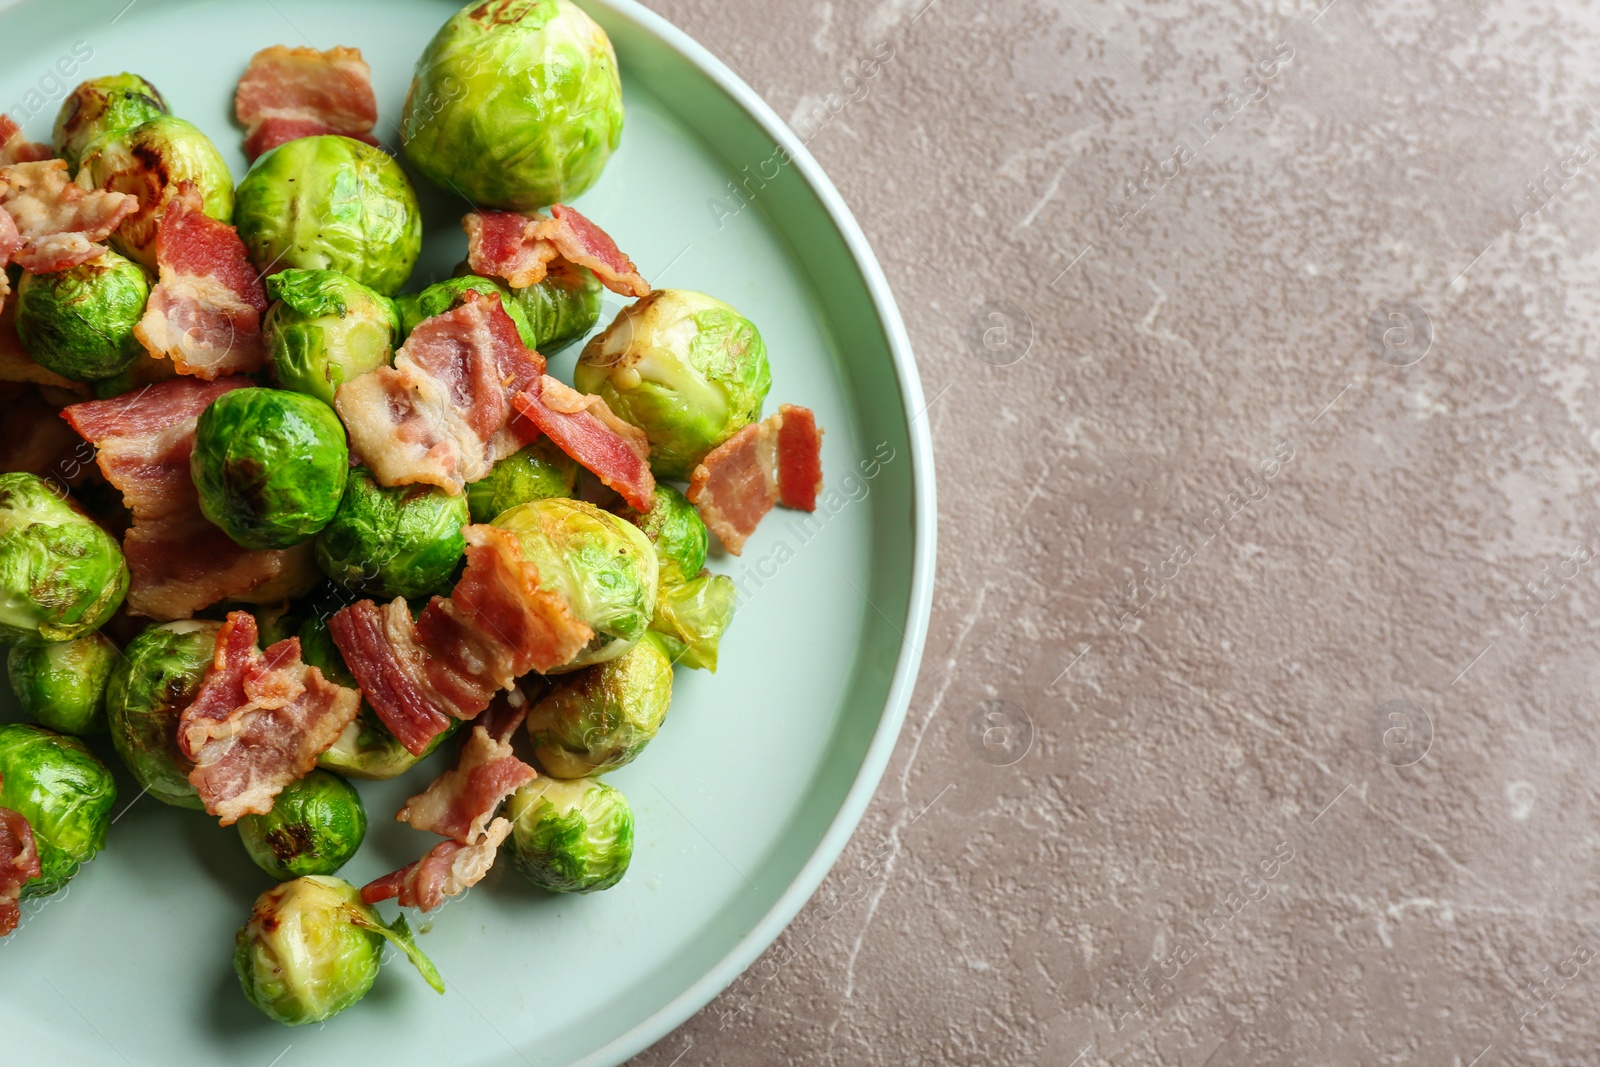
(493, 497), (657, 670)
(315, 468), (468, 599)
(237, 770), (366, 880)
(0, 472), (128, 645)
(0, 723), (116, 896)
(574, 290), (771, 479)
(234, 875), (443, 1025)
(617, 485), (706, 584)
(15, 250), (150, 382)
(524, 635), (671, 777)
(235, 136), (422, 296)
(106, 620), (218, 809)
(90, 351), (177, 400)
(7, 632), (117, 735)
(401, 0), (625, 210)
(191, 388), (349, 550)
(53, 72), (169, 171)
(302, 616), (457, 779)
(465, 439), (579, 524)
(504, 776), (633, 893)
(650, 572), (735, 672)
(396, 275), (537, 350)
(511, 266), (603, 353)
(264, 269), (398, 406)
(76, 115), (235, 270)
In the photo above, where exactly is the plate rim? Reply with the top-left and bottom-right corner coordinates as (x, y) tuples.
(574, 2), (936, 1063)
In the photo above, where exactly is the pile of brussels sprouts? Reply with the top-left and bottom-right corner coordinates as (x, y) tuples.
(0, 0), (785, 1028)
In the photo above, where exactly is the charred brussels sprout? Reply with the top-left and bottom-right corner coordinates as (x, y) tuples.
(191, 388), (349, 550)
(397, 275), (537, 349)
(76, 115), (234, 270)
(524, 635), (671, 777)
(0, 723), (116, 896)
(235, 136), (422, 296)
(401, 0), (625, 210)
(504, 777), (633, 893)
(106, 620), (218, 809)
(0, 473), (128, 645)
(493, 497), (657, 670)
(264, 269), (398, 406)
(465, 440), (578, 524)
(237, 770), (366, 880)
(53, 72), (169, 171)
(7, 632), (117, 735)
(15, 250), (150, 382)
(574, 290), (771, 479)
(617, 485), (706, 584)
(302, 616), (456, 779)
(234, 875), (443, 1025)
(650, 572), (735, 672)
(315, 468), (468, 599)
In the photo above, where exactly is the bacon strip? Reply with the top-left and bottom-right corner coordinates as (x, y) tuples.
(235, 46), (379, 161)
(330, 525), (592, 755)
(396, 725), (536, 844)
(0, 792), (40, 937)
(61, 377), (311, 619)
(0, 160), (136, 273)
(134, 184), (266, 380)
(511, 375), (655, 512)
(178, 612), (361, 825)
(0, 115), (51, 166)
(337, 291), (543, 494)
(464, 205), (649, 298)
(687, 405), (824, 554)
(361, 817), (511, 912)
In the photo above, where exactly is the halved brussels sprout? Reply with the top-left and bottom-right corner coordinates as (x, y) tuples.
(401, 0), (625, 210)
(315, 468), (468, 600)
(236, 769), (366, 880)
(7, 632), (117, 735)
(15, 250), (150, 382)
(302, 616), (457, 779)
(234, 875), (444, 1025)
(235, 136), (422, 296)
(105, 620), (218, 809)
(53, 72), (169, 172)
(76, 115), (235, 270)
(0, 472), (129, 645)
(264, 269), (398, 406)
(524, 635), (671, 777)
(616, 485), (706, 585)
(504, 776), (633, 893)
(574, 290), (771, 479)
(0, 723), (116, 897)
(191, 388), (349, 550)
(650, 571), (735, 672)
(465, 439), (579, 524)
(492, 497), (657, 671)
(396, 275), (537, 350)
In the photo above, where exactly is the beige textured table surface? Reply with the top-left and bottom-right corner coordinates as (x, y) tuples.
(627, 0), (1600, 1063)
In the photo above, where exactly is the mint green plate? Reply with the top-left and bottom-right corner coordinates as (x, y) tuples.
(0, 1), (933, 1064)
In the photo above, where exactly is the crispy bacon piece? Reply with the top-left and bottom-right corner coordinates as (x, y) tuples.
(464, 205), (650, 298)
(0, 790), (40, 937)
(235, 46), (379, 161)
(397, 725), (536, 844)
(688, 405), (824, 554)
(511, 375), (656, 512)
(61, 376), (310, 619)
(330, 525), (592, 755)
(361, 817), (512, 912)
(0, 160), (136, 273)
(134, 184), (266, 380)
(178, 612), (361, 825)
(0, 115), (51, 166)
(337, 291), (543, 493)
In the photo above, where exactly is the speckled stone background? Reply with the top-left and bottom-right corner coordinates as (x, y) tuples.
(626, 0), (1600, 1064)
